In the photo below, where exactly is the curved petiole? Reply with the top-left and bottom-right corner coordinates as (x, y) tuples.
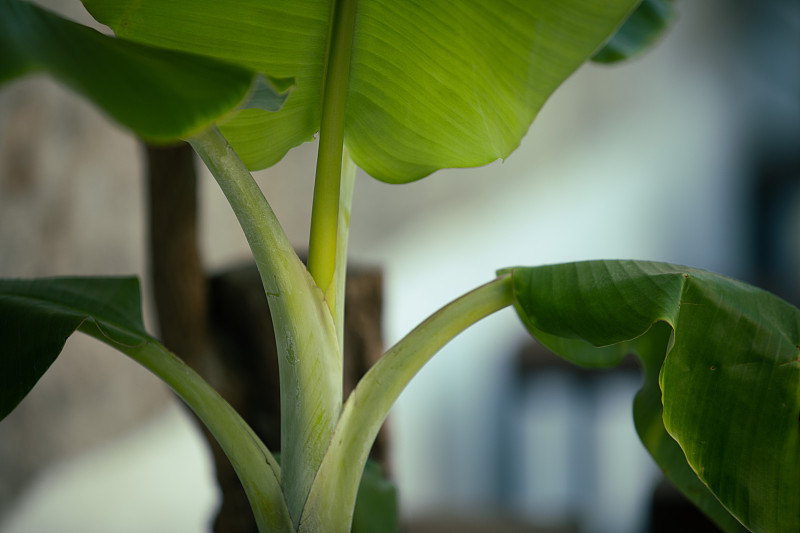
(299, 274), (514, 533)
(189, 126), (341, 526)
(78, 321), (293, 533)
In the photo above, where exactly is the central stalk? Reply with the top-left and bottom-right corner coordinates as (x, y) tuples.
(308, 0), (358, 313)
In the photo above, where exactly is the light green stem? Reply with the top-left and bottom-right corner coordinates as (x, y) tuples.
(189, 126), (299, 297)
(78, 322), (293, 533)
(189, 126), (341, 527)
(308, 0), (358, 316)
(328, 147), (356, 350)
(300, 275), (514, 532)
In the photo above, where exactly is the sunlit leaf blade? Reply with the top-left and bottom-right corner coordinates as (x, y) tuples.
(0, 0), (277, 142)
(592, 0), (675, 63)
(506, 260), (800, 533)
(346, 0), (640, 182)
(83, 0), (641, 181)
(0, 277), (148, 421)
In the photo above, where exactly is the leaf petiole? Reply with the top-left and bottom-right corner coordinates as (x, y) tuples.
(301, 274), (514, 532)
(189, 125), (342, 526)
(77, 320), (293, 533)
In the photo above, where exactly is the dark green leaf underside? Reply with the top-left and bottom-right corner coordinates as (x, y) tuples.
(0, 277), (152, 421)
(82, 0), (330, 168)
(0, 0), (283, 141)
(506, 260), (800, 533)
(592, 0), (675, 63)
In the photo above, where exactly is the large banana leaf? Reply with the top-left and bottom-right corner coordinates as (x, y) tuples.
(505, 260), (800, 533)
(0, 0), (287, 142)
(82, 0), (643, 182)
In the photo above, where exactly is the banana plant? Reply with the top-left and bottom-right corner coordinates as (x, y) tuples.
(1, 1), (797, 532)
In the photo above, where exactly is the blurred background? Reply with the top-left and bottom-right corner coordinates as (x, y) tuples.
(0, 0), (798, 532)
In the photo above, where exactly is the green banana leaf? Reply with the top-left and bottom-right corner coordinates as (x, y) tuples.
(81, 0), (645, 182)
(505, 260), (800, 533)
(0, 277), (147, 419)
(0, 0), (287, 142)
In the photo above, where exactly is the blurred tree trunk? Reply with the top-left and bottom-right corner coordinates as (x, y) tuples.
(145, 142), (386, 533)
